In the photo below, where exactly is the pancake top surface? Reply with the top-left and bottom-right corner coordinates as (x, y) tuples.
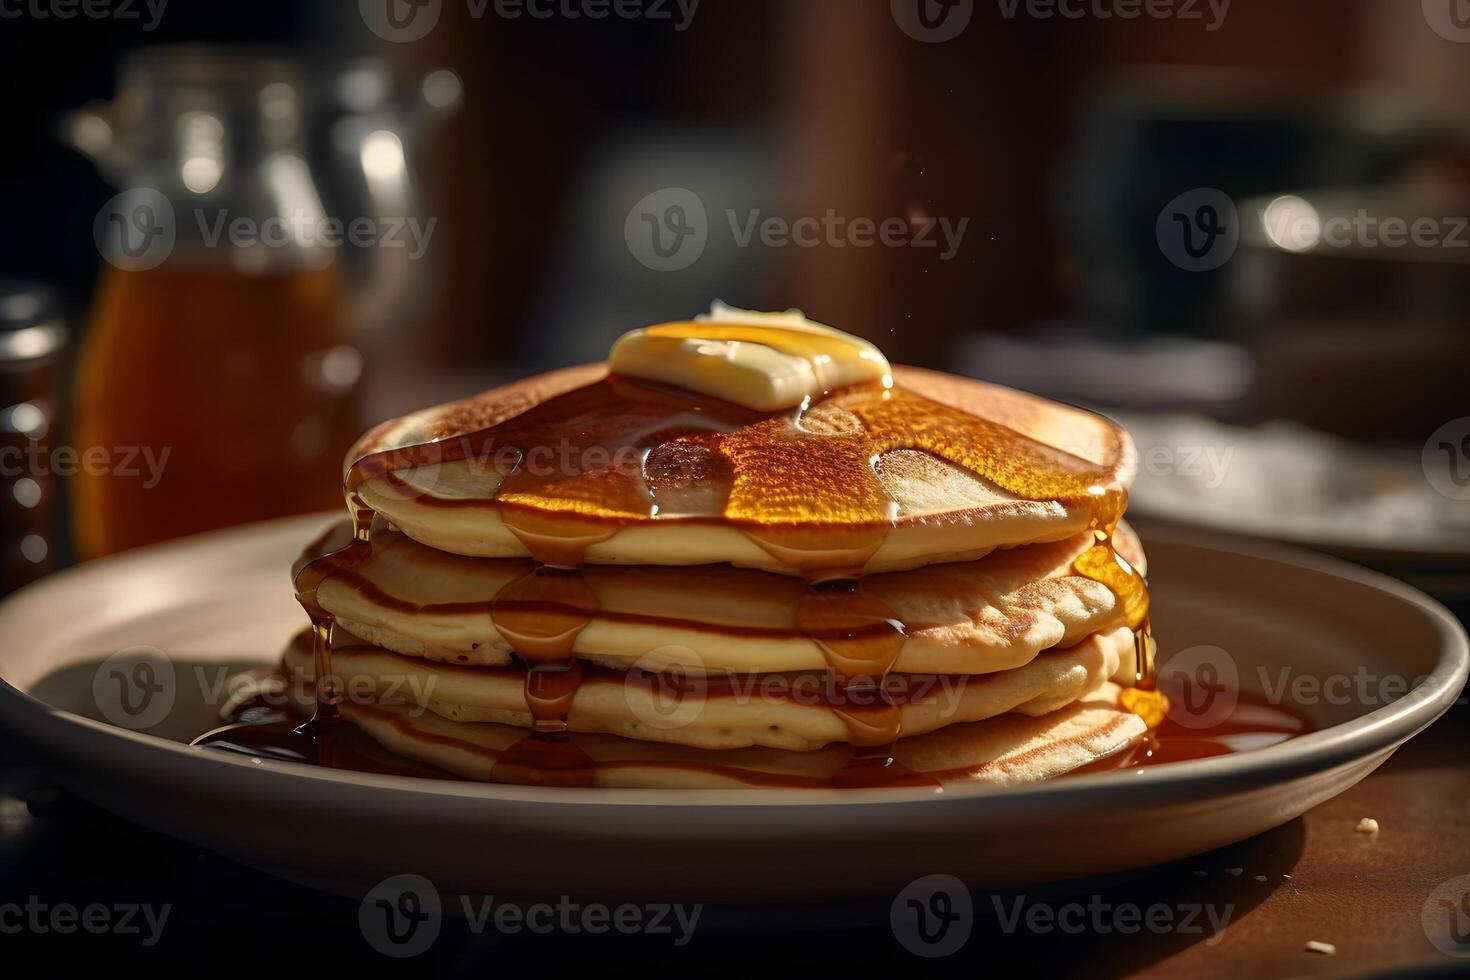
(348, 362), (1136, 569)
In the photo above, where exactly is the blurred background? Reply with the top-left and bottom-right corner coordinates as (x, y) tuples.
(0, 0), (1467, 608)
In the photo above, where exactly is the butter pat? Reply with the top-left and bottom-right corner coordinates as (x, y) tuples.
(608, 302), (892, 411)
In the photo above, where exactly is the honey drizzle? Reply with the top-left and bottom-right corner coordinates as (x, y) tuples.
(795, 580), (936, 788)
(283, 365), (1152, 787)
(194, 490), (377, 763)
(486, 566), (598, 786)
(289, 488), (376, 724)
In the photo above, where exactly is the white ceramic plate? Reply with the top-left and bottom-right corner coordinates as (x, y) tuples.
(0, 515), (1464, 902)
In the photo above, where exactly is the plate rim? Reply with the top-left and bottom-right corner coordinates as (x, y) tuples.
(1, 514), (1465, 812)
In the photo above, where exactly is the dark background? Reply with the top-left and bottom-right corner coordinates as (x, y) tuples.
(0, 0), (1454, 362)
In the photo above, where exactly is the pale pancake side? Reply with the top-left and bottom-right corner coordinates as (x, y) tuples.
(312, 524), (1144, 675)
(282, 627), (1131, 752)
(340, 683), (1147, 789)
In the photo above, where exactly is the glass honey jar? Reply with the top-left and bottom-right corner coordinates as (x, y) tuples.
(67, 49), (367, 558)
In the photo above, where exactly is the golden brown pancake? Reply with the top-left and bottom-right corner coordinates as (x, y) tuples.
(347, 364), (1136, 575)
(339, 684), (1147, 789)
(281, 626), (1132, 752)
(305, 521), (1145, 677)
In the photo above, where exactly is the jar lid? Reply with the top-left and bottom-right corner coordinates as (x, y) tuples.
(0, 281), (66, 366)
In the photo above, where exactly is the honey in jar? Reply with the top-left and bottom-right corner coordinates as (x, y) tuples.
(72, 262), (360, 557)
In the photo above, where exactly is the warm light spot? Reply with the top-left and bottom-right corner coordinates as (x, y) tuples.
(421, 69), (463, 109)
(178, 112), (225, 194)
(1262, 194), (1320, 252)
(182, 156), (222, 193)
(361, 130), (406, 183)
(70, 113), (113, 159)
(12, 477), (41, 508)
(4, 401), (47, 438)
(320, 345), (364, 390)
(259, 82), (297, 122)
(20, 534), (48, 563)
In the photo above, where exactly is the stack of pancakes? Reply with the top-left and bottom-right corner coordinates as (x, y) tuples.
(286, 360), (1156, 789)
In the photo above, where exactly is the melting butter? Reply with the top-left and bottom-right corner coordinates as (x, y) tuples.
(608, 302), (892, 411)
